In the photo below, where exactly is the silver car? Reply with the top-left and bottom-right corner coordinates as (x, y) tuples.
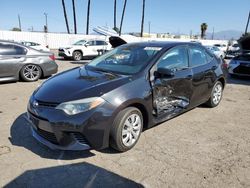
(0, 40), (58, 82)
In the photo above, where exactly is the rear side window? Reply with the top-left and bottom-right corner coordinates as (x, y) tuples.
(96, 41), (108, 45)
(0, 43), (27, 55)
(189, 46), (208, 67)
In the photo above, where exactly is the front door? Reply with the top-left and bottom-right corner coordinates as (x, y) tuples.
(150, 45), (193, 118)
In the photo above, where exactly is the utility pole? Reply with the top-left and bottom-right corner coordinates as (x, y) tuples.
(44, 13), (48, 32)
(18, 14), (22, 31)
(245, 11), (250, 35)
(148, 21), (151, 36)
(212, 27), (214, 40)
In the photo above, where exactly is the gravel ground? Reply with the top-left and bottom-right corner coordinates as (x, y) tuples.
(0, 58), (250, 188)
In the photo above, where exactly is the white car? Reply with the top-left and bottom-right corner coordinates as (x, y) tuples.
(228, 43), (240, 52)
(213, 44), (228, 52)
(58, 39), (111, 61)
(205, 45), (225, 59)
(19, 41), (50, 52)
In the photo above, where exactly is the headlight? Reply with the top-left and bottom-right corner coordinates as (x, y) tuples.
(56, 97), (105, 115)
(65, 47), (71, 50)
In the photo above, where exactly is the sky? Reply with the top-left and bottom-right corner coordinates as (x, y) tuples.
(0, 0), (249, 35)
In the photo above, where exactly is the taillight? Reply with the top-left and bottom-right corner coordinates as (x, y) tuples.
(49, 54), (56, 61)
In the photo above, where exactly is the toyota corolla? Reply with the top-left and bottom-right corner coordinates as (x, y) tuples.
(27, 41), (227, 152)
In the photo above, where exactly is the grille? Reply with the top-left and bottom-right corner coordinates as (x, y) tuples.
(71, 132), (89, 145)
(36, 100), (59, 108)
(58, 48), (64, 52)
(233, 65), (250, 75)
(36, 128), (59, 144)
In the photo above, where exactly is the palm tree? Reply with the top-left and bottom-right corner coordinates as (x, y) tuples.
(61, 0), (70, 34)
(72, 0), (77, 34)
(86, 0), (91, 35)
(201, 23), (208, 39)
(140, 0), (145, 37)
(113, 0), (118, 32)
(119, 0), (127, 36)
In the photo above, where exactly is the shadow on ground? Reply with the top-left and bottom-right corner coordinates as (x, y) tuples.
(4, 162), (144, 188)
(9, 113), (95, 160)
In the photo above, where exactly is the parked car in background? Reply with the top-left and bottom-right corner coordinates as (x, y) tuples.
(0, 40), (57, 82)
(27, 40), (227, 152)
(205, 45), (225, 59)
(225, 43), (241, 59)
(19, 41), (50, 52)
(228, 43), (240, 52)
(213, 43), (227, 52)
(228, 53), (250, 76)
(58, 39), (112, 61)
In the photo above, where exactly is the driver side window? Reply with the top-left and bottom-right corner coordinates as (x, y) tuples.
(157, 46), (188, 71)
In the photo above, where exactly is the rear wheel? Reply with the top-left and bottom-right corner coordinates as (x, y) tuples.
(206, 81), (223, 107)
(110, 107), (143, 152)
(72, 51), (82, 61)
(20, 64), (42, 82)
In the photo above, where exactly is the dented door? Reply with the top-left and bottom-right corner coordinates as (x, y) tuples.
(152, 69), (193, 116)
(150, 46), (193, 117)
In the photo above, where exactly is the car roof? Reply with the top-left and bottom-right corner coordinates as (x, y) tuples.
(0, 40), (29, 48)
(121, 41), (198, 49)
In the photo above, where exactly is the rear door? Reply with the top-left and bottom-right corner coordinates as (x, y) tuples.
(188, 45), (217, 107)
(0, 42), (27, 78)
(150, 45), (193, 117)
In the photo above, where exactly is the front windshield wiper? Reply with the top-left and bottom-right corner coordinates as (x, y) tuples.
(86, 66), (119, 76)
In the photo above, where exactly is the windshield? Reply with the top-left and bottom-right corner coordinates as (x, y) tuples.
(73, 40), (86, 45)
(86, 44), (162, 75)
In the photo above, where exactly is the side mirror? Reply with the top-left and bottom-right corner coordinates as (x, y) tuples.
(84, 43), (89, 47)
(155, 67), (175, 78)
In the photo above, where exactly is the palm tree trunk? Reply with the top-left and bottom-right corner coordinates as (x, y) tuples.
(62, 0), (70, 34)
(114, 0), (117, 29)
(72, 0), (77, 34)
(119, 0), (127, 36)
(140, 0), (145, 37)
(86, 0), (91, 35)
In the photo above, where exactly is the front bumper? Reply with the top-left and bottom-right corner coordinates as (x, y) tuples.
(27, 98), (115, 150)
(58, 49), (72, 58)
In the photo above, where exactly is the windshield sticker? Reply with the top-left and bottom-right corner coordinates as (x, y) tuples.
(144, 47), (162, 51)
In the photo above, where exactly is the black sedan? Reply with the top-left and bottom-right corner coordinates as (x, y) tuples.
(27, 41), (227, 152)
(0, 40), (58, 82)
(228, 53), (250, 76)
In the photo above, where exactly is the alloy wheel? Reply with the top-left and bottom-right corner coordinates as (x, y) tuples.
(212, 83), (222, 105)
(22, 65), (41, 81)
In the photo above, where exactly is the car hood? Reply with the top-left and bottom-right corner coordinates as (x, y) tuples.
(34, 66), (130, 103)
(109, 36), (127, 48)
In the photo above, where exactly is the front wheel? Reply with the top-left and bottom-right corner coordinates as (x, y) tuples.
(72, 51), (82, 61)
(110, 107), (143, 152)
(206, 81), (223, 107)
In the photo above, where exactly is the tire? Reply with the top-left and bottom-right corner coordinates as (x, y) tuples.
(206, 81), (223, 107)
(110, 107), (143, 152)
(72, 51), (82, 61)
(20, 64), (42, 82)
